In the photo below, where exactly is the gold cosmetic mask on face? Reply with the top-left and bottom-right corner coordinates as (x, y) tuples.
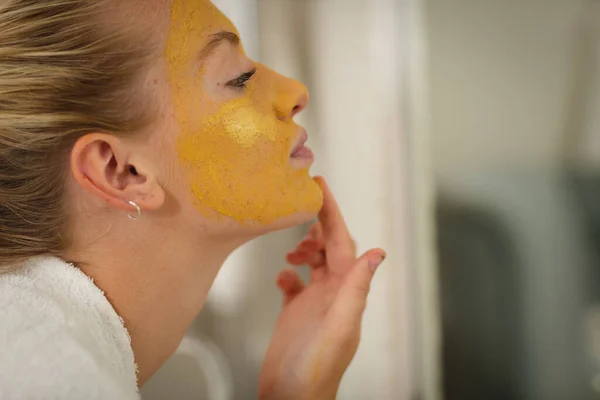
(165, 0), (322, 224)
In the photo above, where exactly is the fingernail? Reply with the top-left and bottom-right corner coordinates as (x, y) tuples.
(368, 253), (386, 272)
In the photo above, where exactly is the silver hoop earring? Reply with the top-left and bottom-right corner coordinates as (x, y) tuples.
(127, 201), (141, 220)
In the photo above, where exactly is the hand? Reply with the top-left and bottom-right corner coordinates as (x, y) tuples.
(258, 177), (386, 400)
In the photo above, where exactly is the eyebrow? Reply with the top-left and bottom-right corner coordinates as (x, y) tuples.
(199, 31), (240, 60)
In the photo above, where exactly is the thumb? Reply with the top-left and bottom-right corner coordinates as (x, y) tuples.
(330, 249), (386, 328)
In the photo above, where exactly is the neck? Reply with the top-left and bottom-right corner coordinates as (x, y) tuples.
(68, 227), (245, 386)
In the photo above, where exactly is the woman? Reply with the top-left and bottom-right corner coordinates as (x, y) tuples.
(0, 0), (386, 399)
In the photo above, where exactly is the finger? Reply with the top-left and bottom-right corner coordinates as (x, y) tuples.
(315, 177), (353, 262)
(295, 239), (324, 253)
(288, 239), (324, 264)
(286, 251), (309, 265)
(315, 177), (350, 242)
(304, 224), (355, 265)
(285, 252), (327, 282)
(350, 237), (357, 258)
(286, 250), (326, 267)
(276, 269), (305, 304)
(305, 222), (324, 242)
(329, 249), (386, 328)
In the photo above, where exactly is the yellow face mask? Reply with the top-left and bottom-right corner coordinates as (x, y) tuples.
(165, 0), (322, 225)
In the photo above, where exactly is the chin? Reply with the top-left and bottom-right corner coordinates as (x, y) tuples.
(263, 209), (320, 232)
(201, 177), (323, 237)
(236, 175), (323, 230)
(236, 199), (323, 237)
(238, 199), (322, 235)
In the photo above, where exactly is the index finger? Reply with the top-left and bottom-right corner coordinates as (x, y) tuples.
(315, 177), (352, 248)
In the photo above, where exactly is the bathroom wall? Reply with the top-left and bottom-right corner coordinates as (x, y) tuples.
(426, 1), (600, 399)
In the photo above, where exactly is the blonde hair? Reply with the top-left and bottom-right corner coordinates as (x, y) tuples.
(0, 0), (156, 269)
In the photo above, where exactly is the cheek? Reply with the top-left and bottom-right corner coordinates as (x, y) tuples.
(177, 101), (302, 223)
(223, 106), (278, 148)
(178, 101), (288, 172)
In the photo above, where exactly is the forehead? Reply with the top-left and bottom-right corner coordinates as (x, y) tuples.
(169, 0), (237, 40)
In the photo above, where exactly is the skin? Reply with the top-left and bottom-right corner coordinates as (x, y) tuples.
(167, 0), (322, 224)
(64, 0), (385, 397)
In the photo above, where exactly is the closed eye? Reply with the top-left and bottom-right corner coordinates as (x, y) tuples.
(226, 68), (257, 89)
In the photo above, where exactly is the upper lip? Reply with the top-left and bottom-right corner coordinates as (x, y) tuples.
(290, 129), (309, 156)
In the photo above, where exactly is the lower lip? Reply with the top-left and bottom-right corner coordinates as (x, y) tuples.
(290, 145), (314, 162)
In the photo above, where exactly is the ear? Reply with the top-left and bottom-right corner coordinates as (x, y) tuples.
(70, 133), (165, 214)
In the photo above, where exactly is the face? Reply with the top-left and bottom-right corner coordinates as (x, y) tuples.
(164, 0), (322, 227)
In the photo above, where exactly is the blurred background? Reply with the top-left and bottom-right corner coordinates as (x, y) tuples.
(141, 0), (600, 399)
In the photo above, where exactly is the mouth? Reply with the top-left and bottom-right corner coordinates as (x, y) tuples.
(289, 129), (314, 166)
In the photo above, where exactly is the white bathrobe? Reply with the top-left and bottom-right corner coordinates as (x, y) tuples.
(0, 257), (139, 400)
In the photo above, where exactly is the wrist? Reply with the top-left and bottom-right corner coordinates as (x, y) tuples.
(259, 394), (336, 400)
(259, 384), (338, 400)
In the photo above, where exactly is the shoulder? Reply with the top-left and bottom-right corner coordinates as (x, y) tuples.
(0, 330), (137, 400)
(0, 259), (139, 400)
(0, 301), (138, 400)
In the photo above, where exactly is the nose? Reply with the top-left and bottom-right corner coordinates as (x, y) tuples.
(289, 89), (308, 119)
(273, 73), (309, 121)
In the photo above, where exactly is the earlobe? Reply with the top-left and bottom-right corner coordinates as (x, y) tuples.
(70, 133), (166, 214)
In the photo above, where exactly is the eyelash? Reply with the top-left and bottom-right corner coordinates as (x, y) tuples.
(226, 68), (257, 89)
